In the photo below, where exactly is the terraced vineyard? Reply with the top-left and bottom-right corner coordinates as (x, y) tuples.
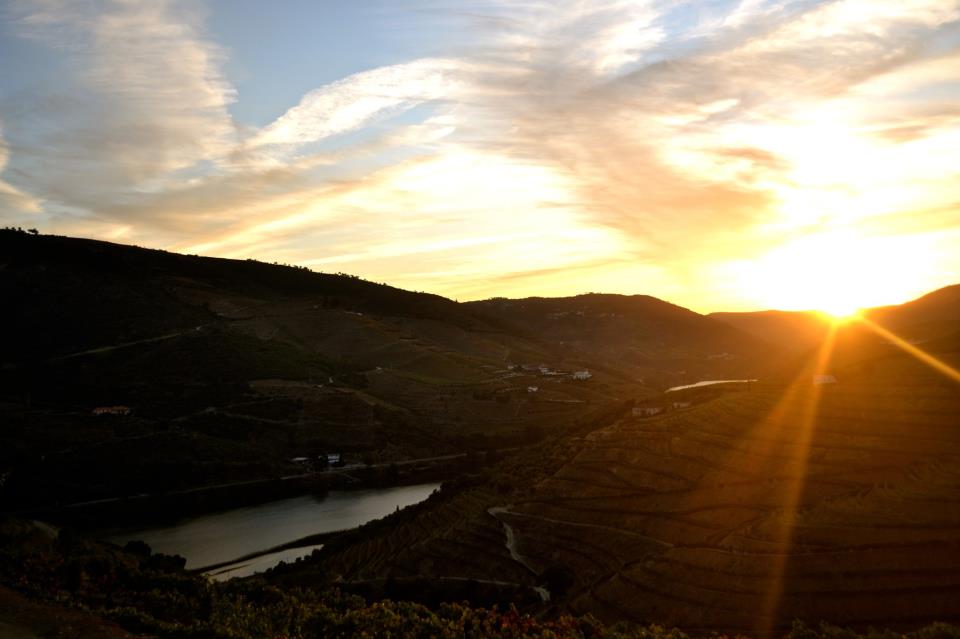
(523, 380), (960, 633)
(302, 374), (960, 636)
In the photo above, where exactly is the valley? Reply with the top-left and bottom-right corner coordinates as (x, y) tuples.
(2, 230), (960, 638)
(285, 374), (960, 635)
(0, 231), (771, 512)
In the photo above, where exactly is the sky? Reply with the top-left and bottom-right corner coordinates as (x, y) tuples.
(1, 0), (960, 313)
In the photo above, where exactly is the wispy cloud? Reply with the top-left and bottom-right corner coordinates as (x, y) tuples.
(247, 58), (461, 161)
(0, 120), (42, 214)
(5, 0), (237, 209)
(1, 0), (959, 310)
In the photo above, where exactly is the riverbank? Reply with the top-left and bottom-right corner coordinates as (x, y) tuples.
(97, 483), (441, 579)
(15, 450), (481, 529)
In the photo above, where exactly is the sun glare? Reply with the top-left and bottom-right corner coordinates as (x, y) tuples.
(818, 303), (860, 321)
(731, 230), (940, 316)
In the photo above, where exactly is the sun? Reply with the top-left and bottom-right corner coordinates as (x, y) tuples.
(733, 230), (936, 316)
(817, 301), (860, 322)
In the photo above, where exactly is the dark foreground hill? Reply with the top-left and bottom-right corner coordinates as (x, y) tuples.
(0, 230), (771, 510)
(5, 516), (959, 639)
(3, 229), (960, 636)
(711, 285), (960, 355)
(0, 231), (601, 508)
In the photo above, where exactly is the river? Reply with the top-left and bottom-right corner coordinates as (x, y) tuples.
(98, 483), (439, 580)
(666, 379), (757, 392)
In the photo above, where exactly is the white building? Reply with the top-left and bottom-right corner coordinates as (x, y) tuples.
(572, 370), (592, 381)
(527, 386), (539, 393)
(813, 374), (837, 386)
(632, 406), (663, 417)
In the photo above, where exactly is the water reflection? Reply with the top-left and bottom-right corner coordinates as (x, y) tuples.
(100, 483), (439, 573)
(666, 379), (757, 392)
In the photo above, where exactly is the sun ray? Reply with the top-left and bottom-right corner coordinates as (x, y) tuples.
(755, 322), (839, 637)
(856, 317), (960, 384)
(670, 321), (841, 636)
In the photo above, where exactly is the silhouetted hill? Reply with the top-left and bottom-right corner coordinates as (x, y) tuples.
(710, 287), (960, 384)
(709, 309), (831, 353)
(4, 230), (960, 636)
(0, 231), (630, 508)
(6, 229), (954, 508)
(1, 230), (490, 364)
(711, 285), (960, 355)
(11, 232), (785, 510)
(468, 294), (779, 388)
(861, 285), (960, 355)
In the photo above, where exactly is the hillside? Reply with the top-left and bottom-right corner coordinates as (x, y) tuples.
(2, 231), (777, 511)
(468, 295), (778, 389)
(870, 285), (960, 327)
(282, 336), (960, 635)
(709, 310), (831, 353)
(711, 286), (960, 355)
(3, 230), (960, 635)
(5, 517), (958, 639)
(0, 231), (636, 509)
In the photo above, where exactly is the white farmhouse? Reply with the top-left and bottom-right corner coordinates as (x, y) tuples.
(572, 370), (592, 381)
(813, 374), (838, 386)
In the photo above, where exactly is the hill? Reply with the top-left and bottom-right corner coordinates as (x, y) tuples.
(0, 230), (634, 509)
(279, 338), (960, 635)
(711, 285), (960, 355)
(3, 229), (960, 635)
(468, 294), (777, 389)
(4, 516), (957, 639)
(709, 310), (831, 353)
(1, 231), (774, 511)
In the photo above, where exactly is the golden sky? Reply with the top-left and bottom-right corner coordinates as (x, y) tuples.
(2, 0), (959, 313)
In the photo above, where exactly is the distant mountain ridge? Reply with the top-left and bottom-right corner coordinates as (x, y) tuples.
(5, 229), (960, 635)
(3, 229), (957, 508)
(711, 285), (960, 354)
(468, 293), (778, 386)
(0, 230), (764, 508)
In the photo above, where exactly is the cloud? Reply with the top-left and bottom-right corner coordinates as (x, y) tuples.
(443, 0), (960, 258)
(0, 119), (42, 215)
(6, 0), (238, 207)
(248, 58), (462, 160)
(3, 0), (960, 310)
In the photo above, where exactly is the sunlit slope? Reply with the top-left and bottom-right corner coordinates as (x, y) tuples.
(869, 284), (960, 329)
(508, 381), (960, 632)
(302, 371), (960, 634)
(711, 285), (960, 355)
